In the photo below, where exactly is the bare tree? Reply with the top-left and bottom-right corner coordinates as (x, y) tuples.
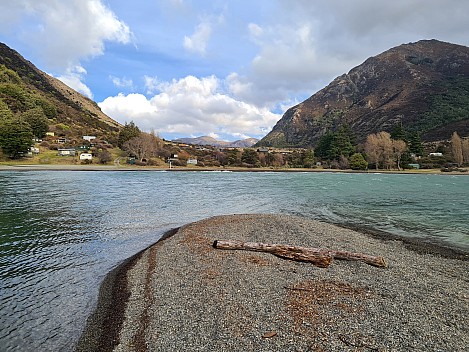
(365, 134), (381, 169)
(123, 132), (164, 161)
(392, 139), (407, 170)
(462, 139), (469, 165)
(451, 132), (463, 166)
(365, 132), (404, 170)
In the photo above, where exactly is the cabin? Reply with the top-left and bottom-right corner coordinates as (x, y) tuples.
(57, 148), (76, 156)
(187, 158), (198, 165)
(56, 137), (69, 144)
(429, 152), (443, 157)
(82, 135), (96, 142)
(79, 153), (93, 161)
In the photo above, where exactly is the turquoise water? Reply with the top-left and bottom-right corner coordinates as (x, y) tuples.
(0, 171), (468, 351)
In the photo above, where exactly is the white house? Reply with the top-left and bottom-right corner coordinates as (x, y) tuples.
(187, 158), (198, 165)
(57, 148), (76, 156)
(79, 153), (93, 161)
(83, 135), (96, 142)
(429, 152), (443, 157)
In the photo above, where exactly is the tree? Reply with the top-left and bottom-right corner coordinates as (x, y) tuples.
(118, 121), (141, 148)
(390, 121), (406, 141)
(451, 132), (463, 166)
(462, 139), (469, 165)
(241, 148), (259, 166)
(302, 149), (315, 168)
(315, 126), (355, 161)
(392, 139), (407, 170)
(226, 149), (240, 165)
(408, 132), (424, 156)
(349, 153), (368, 170)
(97, 149), (112, 164)
(314, 132), (334, 160)
(122, 132), (163, 161)
(364, 131), (394, 169)
(0, 118), (33, 158)
(364, 133), (380, 169)
(22, 107), (49, 138)
(0, 99), (13, 119)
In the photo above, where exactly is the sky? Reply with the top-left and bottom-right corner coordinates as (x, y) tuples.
(1, 1), (469, 141)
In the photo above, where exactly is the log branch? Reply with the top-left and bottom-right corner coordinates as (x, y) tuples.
(212, 240), (387, 268)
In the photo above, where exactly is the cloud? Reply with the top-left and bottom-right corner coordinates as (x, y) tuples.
(56, 66), (93, 99)
(0, 0), (132, 98)
(110, 76), (134, 89)
(3, 0), (132, 70)
(228, 0), (469, 108)
(183, 21), (213, 55)
(144, 76), (160, 95)
(99, 75), (280, 140)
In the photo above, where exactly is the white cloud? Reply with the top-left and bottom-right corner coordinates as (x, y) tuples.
(144, 76), (160, 95)
(6, 0), (132, 70)
(110, 76), (134, 89)
(56, 66), (93, 99)
(183, 21), (212, 55)
(230, 0), (469, 108)
(99, 75), (280, 140)
(0, 0), (132, 98)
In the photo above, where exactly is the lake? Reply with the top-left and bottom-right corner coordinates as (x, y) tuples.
(0, 170), (468, 351)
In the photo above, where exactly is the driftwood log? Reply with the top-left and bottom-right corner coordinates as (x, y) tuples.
(213, 240), (387, 268)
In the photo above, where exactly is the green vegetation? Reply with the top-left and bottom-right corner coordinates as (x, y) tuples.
(315, 125), (355, 161)
(0, 118), (33, 158)
(415, 77), (469, 132)
(118, 121), (141, 148)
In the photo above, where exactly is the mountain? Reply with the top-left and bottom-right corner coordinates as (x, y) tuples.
(258, 39), (469, 148)
(0, 42), (121, 141)
(173, 136), (259, 148)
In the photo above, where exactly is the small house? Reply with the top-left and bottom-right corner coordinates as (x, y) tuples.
(429, 152), (443, 157)
(56, 137), (69, 144)
(79, 153), (93, 161)
(82, 135), (96, 142)
(187, 158), (198, 165)
(58, 148), (76, 156)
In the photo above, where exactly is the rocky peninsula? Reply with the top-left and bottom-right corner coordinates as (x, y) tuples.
(77, 214), (469, 351)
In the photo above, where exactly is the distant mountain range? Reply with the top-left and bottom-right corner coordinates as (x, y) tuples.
(257, 39), (469, 148)
(172, 135), (259, 148)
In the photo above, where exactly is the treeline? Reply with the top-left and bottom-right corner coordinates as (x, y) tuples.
(96, 121), (469, 170)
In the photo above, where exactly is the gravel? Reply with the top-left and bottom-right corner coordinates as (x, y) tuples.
(79, 214), (469, 352)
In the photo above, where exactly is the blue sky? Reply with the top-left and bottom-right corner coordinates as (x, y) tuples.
(1, 0), (469, 141)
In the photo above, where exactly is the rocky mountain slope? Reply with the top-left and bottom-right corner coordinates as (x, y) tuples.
(258, 39), (469, 148)
(0, 42), (121, 140)
(173, 135), (258, 148)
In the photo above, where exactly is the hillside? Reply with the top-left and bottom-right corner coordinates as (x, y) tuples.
(258, 40), (469, 148)
(0, 42), (121, 142)
(173, 136), (258, 148)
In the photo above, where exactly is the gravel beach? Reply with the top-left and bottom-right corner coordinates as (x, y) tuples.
(77, 214), (469, 352)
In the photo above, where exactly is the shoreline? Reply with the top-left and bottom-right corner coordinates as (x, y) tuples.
(76, 214), (468, 351)
(75, 228), (180, 352)
(1, 163), (468, 175)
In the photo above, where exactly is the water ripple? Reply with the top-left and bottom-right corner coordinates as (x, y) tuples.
(0, 171), (468, 351)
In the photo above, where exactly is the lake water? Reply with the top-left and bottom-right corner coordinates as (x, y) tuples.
(0, 170), (468, 351)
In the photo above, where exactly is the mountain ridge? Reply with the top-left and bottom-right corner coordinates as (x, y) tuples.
(173, 135), (258, 148)
(258, 39), (469, 148)
(0, 42), (121, 140)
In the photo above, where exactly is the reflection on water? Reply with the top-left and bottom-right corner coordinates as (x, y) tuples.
(0, 171), (468, 351)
